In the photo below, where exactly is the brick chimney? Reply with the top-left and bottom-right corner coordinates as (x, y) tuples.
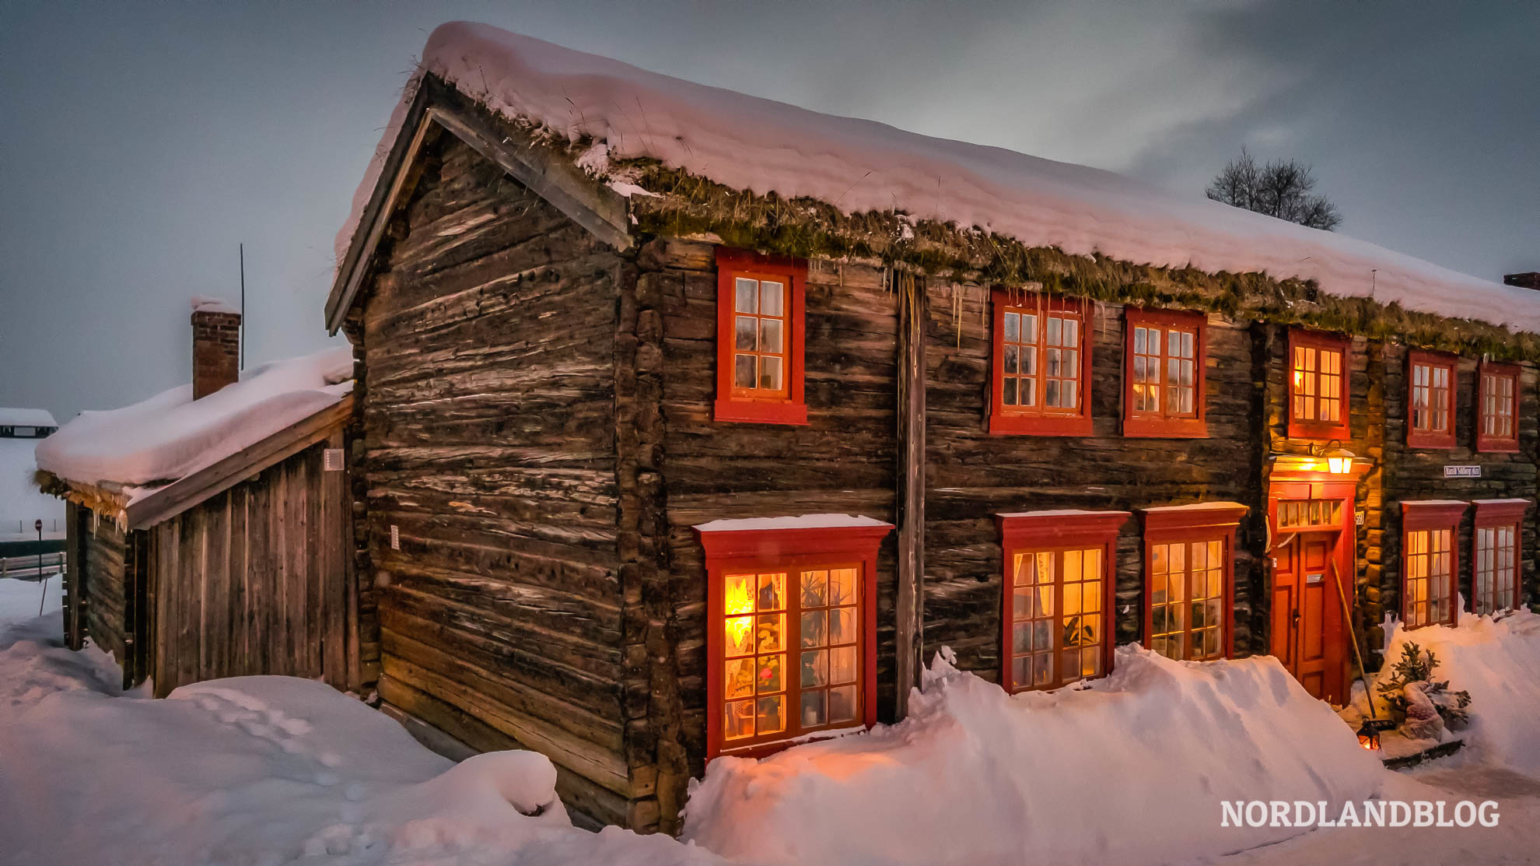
(1504, 273), (1540, 291)
(191, 298), (241, 399)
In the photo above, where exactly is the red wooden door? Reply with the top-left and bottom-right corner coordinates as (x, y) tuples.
(1271, 530), (1337, 699)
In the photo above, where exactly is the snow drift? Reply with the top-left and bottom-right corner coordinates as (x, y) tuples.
(684, 646), (1384, 866)
(341, 22), (1540, 334)
(34, 346), (353, 491)
(1376, 609), (1540, 775)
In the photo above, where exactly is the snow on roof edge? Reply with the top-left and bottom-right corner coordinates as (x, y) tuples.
(335, 21), (1540, 336)
(36, 347), (354, 490)
(695, 514), (893, 532)
(0, 408), (58, 428)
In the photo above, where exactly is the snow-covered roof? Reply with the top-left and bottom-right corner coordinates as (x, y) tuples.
(695, 514), (892, 533)
(339, 21), (1540, 334)
(36, 347), (353, 491)
(0, 408), (57, 428)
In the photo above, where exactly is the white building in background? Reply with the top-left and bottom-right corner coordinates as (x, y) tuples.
(0, 408), (64, 542)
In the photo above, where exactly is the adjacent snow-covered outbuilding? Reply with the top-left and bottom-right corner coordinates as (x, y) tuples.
(325, 21), (1539, 832)
(36, 302), (365, 696)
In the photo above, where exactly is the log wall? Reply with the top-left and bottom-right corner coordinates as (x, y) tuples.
(922, 288), (1265, 678)
(1377, 348), (1539, 648)
(356, 135), (632, 826)
(146, 438), (352, 697)
(642, 240), (900, 829)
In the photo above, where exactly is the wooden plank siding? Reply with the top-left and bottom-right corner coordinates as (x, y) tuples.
(356, 135), (632, 827)
(81, 509), (129, 668)
(146, 439), (352, 697)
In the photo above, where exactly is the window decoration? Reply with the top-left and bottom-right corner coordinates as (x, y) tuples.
(1401, 501), (1465, 629)
(1477, 362), (1520, 453)
(697, 515), (891, 759)
(1141, 503), (1247, 661)
(1473, 500), (1527, 616)
(1407, 350), (1457, 449)
(990, 290), (1093, 436)
(1123, 308), (1206, 438)
(1277, 498), (1342, 529)
(1287, 330), (1350, 440)
(714, 248), (807, 425)
(997, 511), (1127, 692)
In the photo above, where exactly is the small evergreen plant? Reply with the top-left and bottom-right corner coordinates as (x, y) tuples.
(1376, 642), (1471, 727)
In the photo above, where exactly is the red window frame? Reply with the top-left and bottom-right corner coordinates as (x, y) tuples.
(1477, 362), (1520, 453)
(1287, 329), (1351, 440)
(697, 519), (891, 760)
(989, 290), (1094, 436)
(1406, 350), (1457, 449)
(1123, 307), (1207, 438)
(1401, 501), (1465, 629)
(997, 511), (1127, 692)
(1473, 500), (1526, 615)
(714, 247), (808, 425)
(1142, 503), (1247, 661)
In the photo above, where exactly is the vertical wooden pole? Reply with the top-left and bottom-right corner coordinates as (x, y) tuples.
(895, 272), (926, 718)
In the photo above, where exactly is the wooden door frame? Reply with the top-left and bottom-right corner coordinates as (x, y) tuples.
(1264, 463), (1364, 705)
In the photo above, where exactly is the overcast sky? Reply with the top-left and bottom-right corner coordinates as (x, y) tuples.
(2, 1), (1536, 422)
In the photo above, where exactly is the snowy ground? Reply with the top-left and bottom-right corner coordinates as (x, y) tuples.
(1, 576), (1537, 865)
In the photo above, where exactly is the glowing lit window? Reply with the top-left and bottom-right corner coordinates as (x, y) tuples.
(714, 248), (807, 425)
(991, 291), (1092, 436)
(1143, 504), (1246, 661)
(721, 567), (861, 744)
(1401, 501), (1464, 629)
(698, 518), (890, 759)
(998, 511), (1125, 693)
(1407, 351), (1456, 449)
(1478, 363), (1520, 453)
(1288, 330), (1350, 439)
(1124, 308), (1206, 437)
(1007, 548), (1105, 689)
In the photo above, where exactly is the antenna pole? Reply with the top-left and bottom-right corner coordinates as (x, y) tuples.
(239, 243), (246, 370)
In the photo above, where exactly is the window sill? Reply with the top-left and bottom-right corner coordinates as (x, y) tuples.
(1286, 420), (1351, 441)
(1406, 431), (1456, 450)
(714, 398), (809, 426)
(1124, 417), (1208, 439)
(1476, 439), (1520, 454)
(989, 412), (1092, 437)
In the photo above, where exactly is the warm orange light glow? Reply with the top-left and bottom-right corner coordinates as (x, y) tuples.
(725, 574), (755, 615)
(1328, 456), (1350, 474)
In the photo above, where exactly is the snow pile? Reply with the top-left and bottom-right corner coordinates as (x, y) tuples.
(1377, 610), (1540, 774)
(341, 22), (1540, 333)
(685, 646), (1384, 866)
(0, 583), (729, 866)
(35, 347), (353, 491)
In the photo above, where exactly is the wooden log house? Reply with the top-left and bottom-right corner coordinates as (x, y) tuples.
(39, 307), (367, 696)
(326, 23), (1540, 833)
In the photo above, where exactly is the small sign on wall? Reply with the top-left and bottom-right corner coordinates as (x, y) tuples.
(324, 448), (345, 472)
(390, 525), (400, 550)
(1444, 465), (1481, 478)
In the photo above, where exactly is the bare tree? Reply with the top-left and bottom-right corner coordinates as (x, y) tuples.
(1206, 148), (1343, 231)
